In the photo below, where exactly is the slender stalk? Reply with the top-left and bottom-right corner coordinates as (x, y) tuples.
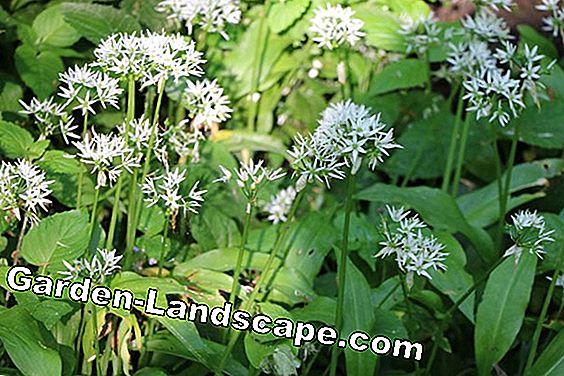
(246, 1), (271, 132)
(228, 206), (253, 305)
(91, 304), (102, 376)
(106, 79), (136, 249)
(76, 114), (89, 209)
(89, 188), (101, 240)
(215, 191), (304, 375)
(442, 87), (464, 193)
(451, 114), (471, 196)
(424, 256), (504, 375)
(329, 172), (355, 376)
(523, 269), (559, 374)
(157, 216), (170, 277)
(12, 216), (28, 265)
(125, 81), (165, 269)
(399, 273), (413, 317)
(492, 140), (505, 250)
(497, 128), (519, 249)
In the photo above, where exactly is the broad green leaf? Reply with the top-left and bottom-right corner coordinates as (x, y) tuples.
(110, 272), (186, 308)
(244, 334), (277, 368)
(146, 333), (247, 376)
(511, 99), (564, 149)
(176, 268), (236, 308)
(0, 81), (24, 113)
(372, 308), (408, 340)
(353, 5), (404, 51)
(190, 205), (241, 251)
(371, 276), (402, 310)
(156, 318), (209, 367)
(29, 300), (73, 330)
(369, 59), (429, 96)
(59, 2), (141, 44)
(133, 368), (169, 376)
(356, 184), (495, 262)
(20, 210), (89, 269)
(457, 159), (564, 228)
(137, 204), (166, 237)
(340, 256), (377, 376)
(292, 296), (336, 324)
(540, 213), (564, 272)
(15, 44), (63, 98)
(269, 266), (317, 306)
(175, 248), (274, 274)
(0, 306), (62, 376)
(212, 130), (287, 155)
(267, 0), (310, 34)
(0, 120), (48, 159)
(32, 5), (80, 47)
(428, 232), (475, 323)
(474, 253), (537, 376)
(38, 150), (83, 174)
(527, 329), (564, 376)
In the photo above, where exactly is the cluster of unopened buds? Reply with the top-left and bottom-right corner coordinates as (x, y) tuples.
(504, 210), (555, 264)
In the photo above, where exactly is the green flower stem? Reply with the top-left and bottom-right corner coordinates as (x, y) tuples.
(523, 269), (559, 374)
(441, 87), (465, 193)
(399, 273), (413, 317)
(106, 79), (136, 249)
(329, 172), (355, 376)
(450, 113), (471, 196)
(91, 304), (102, 376)
(247, 0), (272, 132)
(76, 114), (90, 210)
(89, 188), (101, 241)
(227, 205), (254, 306)
(157, 220), (170, 278)
(497, 127), (519, 250)
(124, 81), (165, 269)
(12, 216), (28, 265)
(215, 190), (304, 375)
(424, 256), (505, 375)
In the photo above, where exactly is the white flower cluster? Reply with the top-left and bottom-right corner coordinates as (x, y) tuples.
(504, 210), (555, 264)
(309, 4), (365, 50)
(58, 64), (123, 115)
(94, 31), (205, 90)
(289, 100), (400, 189)
(19, 64), (123, 144)
(142, 167), (206, 220)
(156, 0), (241, 39)
(375, 206), (448, 287)
(0, 160), (53, 225)
(19, 97), (78, 144)
(537, 0), (564, 41)
(182, 79), (232, 130)
(263, 186), (297, 224)
(214, 160), (285, 213)
(72, 129), (140, 188)
(399, 13), (440, 55)
(446, 9), (554, 126)
(59, 248), (123, 282)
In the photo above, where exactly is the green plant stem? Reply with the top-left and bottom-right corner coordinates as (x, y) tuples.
(246, 0), (272, 132)
(158, 217), (170, 277)
(106, 79), (136, 249)
(91, 304), (102, 376)
(424, 256), (504, 375)
(89, 188), (100, 240)
(497, 128), (519, 250)
(76, 114), (89, 210)
(424, 51), (432, 94)
(227, 206), (254, 306)
(215, 191), (304, 375)
(329, 172), (355, 376)
(12, 216), (28, 265)
(442, 87), (465, 193)
(125, 81), (165, 269)
(523, 269), (559, 374)
(399, 273), (413, 317)
(451, 113), (471, 196)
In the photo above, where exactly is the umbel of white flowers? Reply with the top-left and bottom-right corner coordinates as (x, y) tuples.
(214, 159), (286, 214)
(289, 100), (401, 192)
(309, 3), (365, 50)
(156, 0), (242, 40)
(0, 160), (53, 225)
(93, 31), (205, 91)
(262, 186), (297, 224)
(504, 210), (555, 264)
(59, 248), (123, 283)
(375, 206), (448, 288)
(536, 0), (564, 42)
(444, 6), (556, 127)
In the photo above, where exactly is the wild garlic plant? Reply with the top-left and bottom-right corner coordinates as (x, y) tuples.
(537, 0), (564, 42)
(503, 210), (555, 264)
(59, 248), (123, 283)
(376, 206), (448, 289)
